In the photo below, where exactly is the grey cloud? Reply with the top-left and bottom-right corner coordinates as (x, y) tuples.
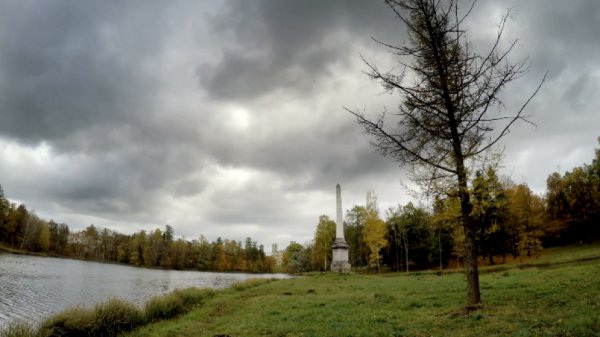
(0, 1), (176, 149)
(199, 0), (399, 100)
(562, 73), (596, 110)
(513, 0), (600, 78)
(0, 1), (221, 224)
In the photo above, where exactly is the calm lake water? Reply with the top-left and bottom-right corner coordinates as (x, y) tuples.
(0, 253), (289, 328)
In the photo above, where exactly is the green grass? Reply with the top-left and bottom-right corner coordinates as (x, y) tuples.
(529, 243), (600, 264)
(125, 243), (600, 337)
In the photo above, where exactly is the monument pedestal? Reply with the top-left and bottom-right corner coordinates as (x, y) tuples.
(331, 238), (351, 273)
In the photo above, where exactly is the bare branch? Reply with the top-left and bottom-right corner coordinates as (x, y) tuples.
(346, 107), (457, 174)
(471, 72), (547, 156)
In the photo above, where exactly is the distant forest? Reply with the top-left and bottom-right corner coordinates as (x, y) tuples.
(1, 140), (598, 274)
(281, 139), (600, 273)
(0, 195), (274, 272)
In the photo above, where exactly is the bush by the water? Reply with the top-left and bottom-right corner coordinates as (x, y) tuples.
(93, 299), (145, 336)
(144, 293), (185, 322)
(38, 299), (143, 337)
(0, 287), (213, 337)
(38, 306), (98, 337)
(172, 288), (214, 307)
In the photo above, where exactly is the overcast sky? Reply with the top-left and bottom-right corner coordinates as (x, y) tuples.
(0, 0), (598, 252)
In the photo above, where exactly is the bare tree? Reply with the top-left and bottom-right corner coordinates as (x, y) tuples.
(348, 0), (544, 307)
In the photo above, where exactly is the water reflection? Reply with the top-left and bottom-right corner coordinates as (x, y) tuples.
(0, 253), (289, 328)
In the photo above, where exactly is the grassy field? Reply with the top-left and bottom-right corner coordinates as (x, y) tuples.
(2, 244), (598, 337)
(123, 244), (600, 337)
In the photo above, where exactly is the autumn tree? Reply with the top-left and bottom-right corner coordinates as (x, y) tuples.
(312, 215), (336, 271)
(53, 222), (70, 255)
(387, 202), (431, 271)
(545, 172), (570, 243)
(129, 231), (146, 266)
(171, 239), (188, 270)
(345, 205), (369, 268)
(431, 197), (456, 269)
(506, 183), (545, 257)
(471, 167), (509, 264)
(0, 185), (9, 243)
(5, 204), (29, 249)
(282, 242), (309, 273)
(212, 237), (226, 271)
(37, 220), (50, 252)
(432, 196), (464, 267)
(195, 235), (212, 270)
(18, 214), (31, 249)
(545, 139), (600, 244)
(348, 0), (543, 306)
(363, 192), (388, 272)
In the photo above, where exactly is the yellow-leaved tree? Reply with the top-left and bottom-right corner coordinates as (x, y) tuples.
(506, 183), (545, 257)
(312, 215), (335, 271)
(362, 192), (387, 272)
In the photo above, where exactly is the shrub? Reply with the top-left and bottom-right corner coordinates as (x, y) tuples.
(172, 288), (214, 307)
(93, 298), (145, 336)
(144, 294), (185, 322)
(38, 298), (144, 337)
(38, 307), (96, 337)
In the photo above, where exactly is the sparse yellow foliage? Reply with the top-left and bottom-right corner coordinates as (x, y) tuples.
(362, 192), (387, 272)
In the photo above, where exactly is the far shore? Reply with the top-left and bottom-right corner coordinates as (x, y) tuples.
(0, 244), (286, 275)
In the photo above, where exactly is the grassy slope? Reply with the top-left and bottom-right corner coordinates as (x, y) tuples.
(125, 244), (600, 337)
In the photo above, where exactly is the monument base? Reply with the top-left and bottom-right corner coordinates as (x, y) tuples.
(331, 238), (351, 273)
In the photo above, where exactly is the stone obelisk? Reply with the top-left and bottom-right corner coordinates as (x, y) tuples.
(331, 184), (351, 273)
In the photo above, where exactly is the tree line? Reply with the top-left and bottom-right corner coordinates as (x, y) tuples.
(0, 194), (274, 273)
(281, 140), (600, 273)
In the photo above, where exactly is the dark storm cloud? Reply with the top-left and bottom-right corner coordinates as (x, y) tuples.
(0, 1), (222, 226)
(517, 0), (600, 79)
(464, 0), (600, 193)
(0, 1), (170, 149)
(563, 73), (595, 110)
(199, 0), (400, 100)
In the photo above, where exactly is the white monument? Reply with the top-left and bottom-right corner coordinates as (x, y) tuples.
(331, 184), (351, 273)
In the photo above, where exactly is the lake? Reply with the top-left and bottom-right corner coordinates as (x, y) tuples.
(0, 253), (289, 328)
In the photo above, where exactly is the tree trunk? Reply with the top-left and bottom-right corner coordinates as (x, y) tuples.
(421, 3), (482, 305)
(376, 245), (380, 273)
(19, 215), (32, 251)
(463, 219), (481, 307)
(457, 157), (481, 306)
(439, 230), (443, 271)
(404, 233), (409, 273)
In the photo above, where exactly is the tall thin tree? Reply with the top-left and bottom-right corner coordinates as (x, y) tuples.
(348, 0), (544, 307)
